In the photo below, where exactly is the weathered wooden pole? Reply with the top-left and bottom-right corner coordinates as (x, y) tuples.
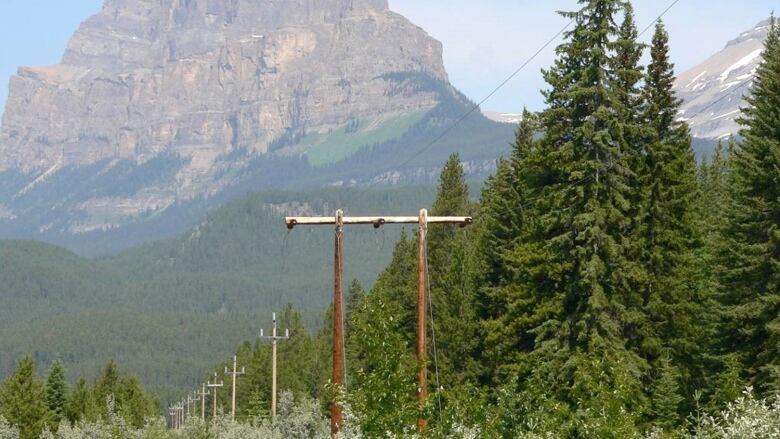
(189, 391), (200, 421)
(284, 211), (471, 435)
(198, 383), (210, 421)
(416, 208), (429, 432)
(332, 209), (345, 434)
(225, 355), (245, 421)
(207, 372), (224, 419)
(261, 312), (290, 418)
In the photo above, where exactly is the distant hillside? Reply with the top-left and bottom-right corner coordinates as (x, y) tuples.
(0, 186), (437, 399)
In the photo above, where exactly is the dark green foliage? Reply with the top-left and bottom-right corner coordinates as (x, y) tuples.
(475, 111), (539, 381)
(3, 2), (780, 436)
(0, 356), (51, 439)
(490, 1), (648, 429)
(650, 354), (684, 430)
(45, 360), (67, 425)
(0, 186), (436, 400)
(718, 17), (780, 395)
(634, 21), (703, 421)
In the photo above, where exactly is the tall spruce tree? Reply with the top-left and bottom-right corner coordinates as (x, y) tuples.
(477, 110), (539, 380)
(637, 21), (702, 418)
(493, 0), (647, 431)
(44, 361), (67, 425)
(719, 17), (780, 394)
(427, 153), (481, 386)
(0, 356), (51, 439)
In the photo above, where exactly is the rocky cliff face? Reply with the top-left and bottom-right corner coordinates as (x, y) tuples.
(0, 0), (513, 251)
(674, 19), (770, 140)
(0, 0), (445, 174)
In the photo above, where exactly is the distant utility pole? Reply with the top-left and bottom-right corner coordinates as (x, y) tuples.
(197, 383), (210, 421)
(207, 372), (224, 419)
(260, 312), (290, 418)
(189, 390), (200, 421)
(225, 355), (246, 421)
(285, 209), (472, 434)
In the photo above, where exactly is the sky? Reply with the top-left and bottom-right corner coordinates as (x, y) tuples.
(0, 0), (775, 116)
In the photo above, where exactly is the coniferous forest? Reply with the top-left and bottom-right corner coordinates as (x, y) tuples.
(1, 1), (780, 438)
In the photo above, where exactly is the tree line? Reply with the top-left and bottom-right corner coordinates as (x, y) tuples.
(1, 0), (778, 437)
(0, 358), (157, 438)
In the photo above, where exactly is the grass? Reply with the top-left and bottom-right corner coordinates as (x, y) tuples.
(303, 110), (430, 166)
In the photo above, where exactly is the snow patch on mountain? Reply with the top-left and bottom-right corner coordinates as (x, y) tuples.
(674, 19), (771, 140)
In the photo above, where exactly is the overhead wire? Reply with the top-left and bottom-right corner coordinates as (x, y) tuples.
(366, 17), (576, 187)
(369, 0), (684, 188)
(423, 234), (444, 426)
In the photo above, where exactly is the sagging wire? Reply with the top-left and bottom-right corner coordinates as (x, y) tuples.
(423, 236), (444, 426)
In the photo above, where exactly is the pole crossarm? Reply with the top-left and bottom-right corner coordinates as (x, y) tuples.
(284, 209), (472, 436)
(286, 215), (472, 229)
(207, 372), (224, 419)
(260, 312), (291, 418)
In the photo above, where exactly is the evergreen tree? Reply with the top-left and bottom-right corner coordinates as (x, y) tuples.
(650, 353), (684, 430)
(492, 0), (648, 431)
(44, 361), (67, 425)
(634, 21), (703, 419)
(65, 377), (98, 423)
(719, 17), (780, 394)
(477, 110), (538, 380)
(695, 140), (734, 404)
(367, 230), (417, 339)
(0, 356), (51, 439)
(427, 153), (481, 387)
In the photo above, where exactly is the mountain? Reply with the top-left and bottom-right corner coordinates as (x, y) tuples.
(483, 111), (524, 124)
(675, 18), (771, 141)
(0, 0), (513, 253)
(0, 185), (436, 399)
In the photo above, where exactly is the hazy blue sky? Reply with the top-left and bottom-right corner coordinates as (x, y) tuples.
(0, 0), (775, 115)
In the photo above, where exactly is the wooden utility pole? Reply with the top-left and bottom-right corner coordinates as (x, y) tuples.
(189, 391), (200, 421)
(197, 383), (210, 421)
(207, 372), (224, 419)
(285, 209), (471, 434)
(416, 209), (429, 432)
(225, 355), (245, 421)
(260, 312), (290, 418)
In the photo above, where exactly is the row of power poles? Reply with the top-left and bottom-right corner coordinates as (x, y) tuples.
(168, 208), (470, 435)
(285, 209), (472, 435)
(168, 314), (290, 429)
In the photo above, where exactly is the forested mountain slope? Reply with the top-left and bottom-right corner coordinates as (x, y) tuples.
(0, 185), (436, 399)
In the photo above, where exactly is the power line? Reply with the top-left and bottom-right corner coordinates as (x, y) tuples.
(370, 0), (683, 186)
(639, 0), (682, 37)
(367, 17), (575, 185)
(495, 0), (683, 158)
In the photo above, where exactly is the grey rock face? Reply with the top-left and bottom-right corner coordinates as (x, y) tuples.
(0, 0), (445, 172)
(674, 19), (770, 140)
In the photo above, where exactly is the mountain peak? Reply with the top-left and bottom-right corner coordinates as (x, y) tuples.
(674, 17), (771, 140)
(724, 18), (772, 49)
(1, 0), (445, 172)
